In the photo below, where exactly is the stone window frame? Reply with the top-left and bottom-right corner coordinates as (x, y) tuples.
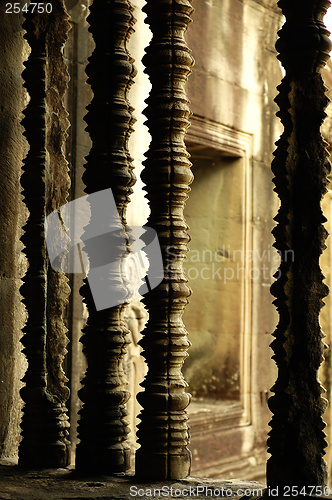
(185, 115), (253, 428)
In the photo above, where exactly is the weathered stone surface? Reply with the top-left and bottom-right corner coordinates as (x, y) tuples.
(182, 0), (283, 478)
(18, 1), (71, 468)
(0, 466), (267, 500)
(135, 0), (194, 481)
(75, 0), (137, 474)
(183, 153), (244, 401)
(267, 0), (332, 487)
(320, 58), (332, 474)
(0, 9), (29, 462)
(2, 0), (332, 485)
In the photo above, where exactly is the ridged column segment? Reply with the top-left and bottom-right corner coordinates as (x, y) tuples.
(75, 0), (136, 473)
(268, 0), (332, 487)
(135, 0), (194, 480)
(19, 2), (71, 468)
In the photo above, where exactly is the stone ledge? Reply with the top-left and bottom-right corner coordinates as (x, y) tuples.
(0, 465), (266, 500)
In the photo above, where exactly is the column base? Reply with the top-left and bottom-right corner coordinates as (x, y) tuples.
(135, 448), (191, 480)
(18, 440), (71, 469)
(75, 445), (131, 474)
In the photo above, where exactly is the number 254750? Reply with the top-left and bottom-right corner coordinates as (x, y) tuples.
(5, 3), (53, 14)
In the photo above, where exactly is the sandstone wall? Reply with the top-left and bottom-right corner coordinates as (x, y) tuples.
(182, 0), (285, 478)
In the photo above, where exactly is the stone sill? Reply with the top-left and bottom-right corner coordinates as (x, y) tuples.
(0, 464), (267, 500)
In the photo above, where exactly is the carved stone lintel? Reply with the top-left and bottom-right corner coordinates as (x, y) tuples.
(75, 0), (136, 473)
(19, 2), (71, 468)
(267, 0), (332, 487)
(135, 0), (194, 481)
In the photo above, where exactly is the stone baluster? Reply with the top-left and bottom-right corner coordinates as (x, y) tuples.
(75, 0), (136, 473)
(19, 2), (71, 468)
(268, 0), (332, 487)
(135, 0), (194, 480)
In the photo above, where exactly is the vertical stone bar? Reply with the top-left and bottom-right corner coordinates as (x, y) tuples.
(135, 0), (194, 480)
(75, 0), (136, 473)
(45, 0), (72, 466)
(19, 2), (71, 468)
(268, 0), (332, 487)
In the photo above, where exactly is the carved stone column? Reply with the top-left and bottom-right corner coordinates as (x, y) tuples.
(268, 0), (332, 487)
(75, 0), (136, 473)
(135, 0), (194, 480)
(19, 2), (71, 468)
